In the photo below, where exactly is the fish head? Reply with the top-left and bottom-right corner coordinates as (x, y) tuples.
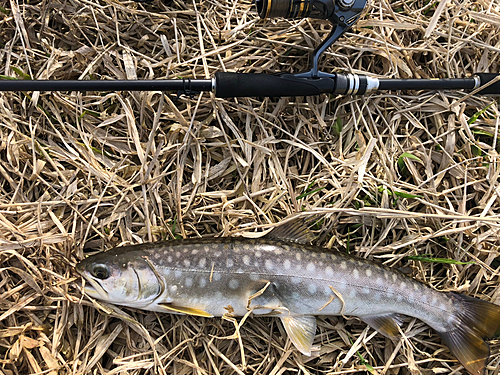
(76, 250), (163, 308)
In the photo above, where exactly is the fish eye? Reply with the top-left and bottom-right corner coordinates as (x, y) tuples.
(91, 264), (110, 280)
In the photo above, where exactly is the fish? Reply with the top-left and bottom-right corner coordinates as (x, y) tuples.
(76, 219), (500, 374)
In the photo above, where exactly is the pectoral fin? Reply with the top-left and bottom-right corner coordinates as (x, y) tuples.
(280, 315), (317, 356)
(360, 314), (403, 339)
(158, 303), (213, 317)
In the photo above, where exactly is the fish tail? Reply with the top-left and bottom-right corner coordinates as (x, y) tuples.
(437, 292), (500, 375)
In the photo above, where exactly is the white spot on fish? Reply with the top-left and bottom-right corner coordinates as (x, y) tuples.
(199, 278), (206, 288)
(325, 266), (334, 277)
(214, 251), (222, 257)
(296, 253), (302, 261)
(174, 270), (183, 279)
(213, 273), (221, 282)
(307, 263), (315, 272)
(384, 272), (390, 279)
(396, 294), (404, 302)
(192, 249), (198, 255)
(400, 282), (406, 289)
(340, 262), (347, 270)
(199, 258), (206, 268)
(330, 254), (337, 260)
(265, 259), (274, 271)
(243, 244), (251, 251)
(362, 287), (371, 294)
(274, 249), (282, 255)
(255, 251), (262, 258)
(204, 246), (210, 252)
(321, 253), (327, 259)
(183, 259), (190, 267)
(226, 258), (234, 268)
(249, 273), (260, 281)
(170, 285), (178, 293)
(413, 283), (419, 291)
(349, 289), (357, 298)
(365, 269), (372, 277)
(229, 279), (240, 289)
(167, 256), (172, 263)
(243, 255), (250, 265)
(284, 259), (291, 270)
(308, 284), (317, 294)
(353, 269), (360, 279)
(376, 278), (383, 285)
(392, 274), (397, 282)
(185, 277), (193, 287)
(291, 276), (302, 284)
(176, 252), (181, 258)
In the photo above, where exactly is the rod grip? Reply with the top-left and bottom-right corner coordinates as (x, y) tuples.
(214, 72), (335, 98)
(476, 73), (500, 95)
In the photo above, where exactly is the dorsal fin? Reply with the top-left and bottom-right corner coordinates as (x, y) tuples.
(264, 217), (316, 244)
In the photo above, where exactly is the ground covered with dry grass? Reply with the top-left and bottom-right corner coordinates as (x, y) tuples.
(1, 0), (500, 374)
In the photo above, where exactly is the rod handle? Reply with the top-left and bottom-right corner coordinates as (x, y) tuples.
(476, 73), (500, 95)
(214, 72), (335, 98)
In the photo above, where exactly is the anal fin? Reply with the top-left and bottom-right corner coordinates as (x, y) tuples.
(280, 315), (317, 356)
(360, 314), (403, 339)
(158, 303), (213, 318)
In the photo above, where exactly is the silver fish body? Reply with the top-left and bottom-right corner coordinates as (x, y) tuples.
(77, 223), (500, 375)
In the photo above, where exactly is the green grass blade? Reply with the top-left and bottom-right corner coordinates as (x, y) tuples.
(405, 255), (475, 265)
(397, 152), (422, 172)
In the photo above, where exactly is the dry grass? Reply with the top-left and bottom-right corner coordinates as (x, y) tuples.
(1, 0), (500, 374)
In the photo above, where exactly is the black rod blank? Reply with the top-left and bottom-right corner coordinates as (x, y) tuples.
(0, 79), (214, 93)
(378, 78), (477, 91)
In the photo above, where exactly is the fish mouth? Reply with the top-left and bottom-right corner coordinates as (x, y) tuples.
(78, 275), (109, 299)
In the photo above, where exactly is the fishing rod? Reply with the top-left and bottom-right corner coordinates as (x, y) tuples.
(1, 0), (499, 97)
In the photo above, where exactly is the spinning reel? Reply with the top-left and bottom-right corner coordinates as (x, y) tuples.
(256, 0), (367, 77)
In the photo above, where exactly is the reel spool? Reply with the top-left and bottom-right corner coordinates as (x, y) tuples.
(256, 0), (358, 21)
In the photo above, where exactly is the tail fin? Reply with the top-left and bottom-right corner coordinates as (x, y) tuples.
(438, 293), (500, 375)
